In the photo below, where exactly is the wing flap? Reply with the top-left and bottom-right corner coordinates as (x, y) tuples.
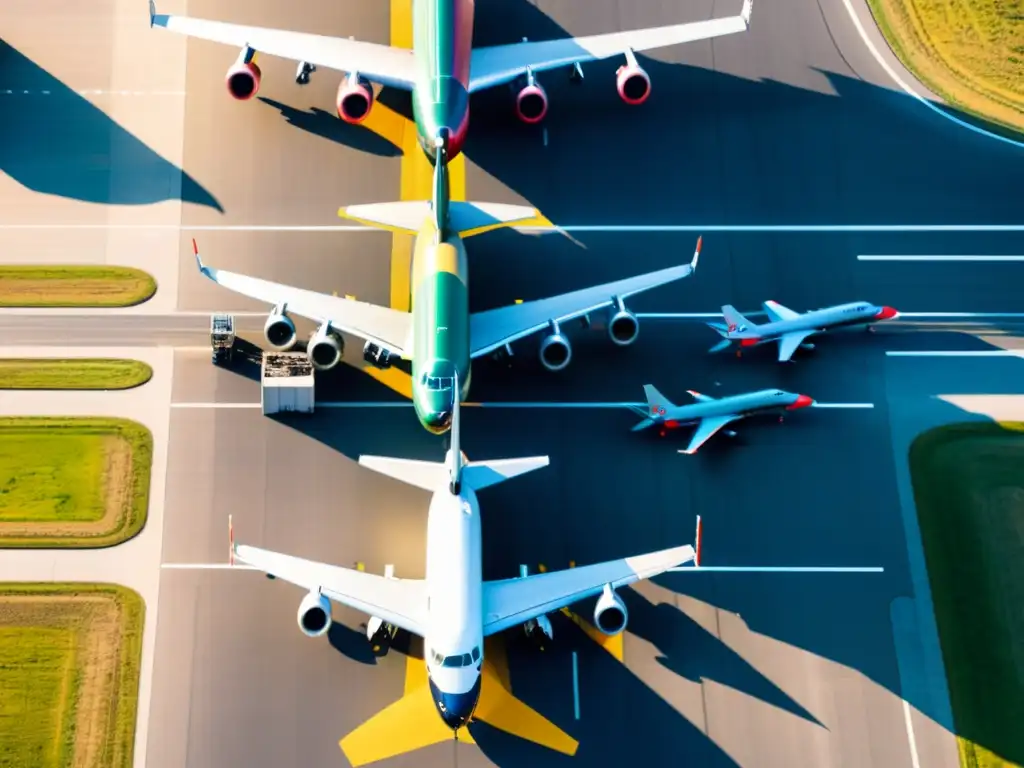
(235, 544), (428, 637)
(151, 4), (416, 90)
(469, 0), (752, 92)
(482, 545), (695, 636)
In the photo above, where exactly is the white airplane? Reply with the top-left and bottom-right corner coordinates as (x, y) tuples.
(233, 372), (701, 735)
(148, 0), (754, 163)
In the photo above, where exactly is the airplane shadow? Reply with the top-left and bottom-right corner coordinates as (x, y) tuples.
(258, 97), (401, 157)
(0, 39), (221, 209)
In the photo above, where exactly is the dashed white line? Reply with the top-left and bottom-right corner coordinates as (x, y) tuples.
(0, 89), (187, 96)
(886, 350), (1024, 357)
(859, 255), (1024, 262)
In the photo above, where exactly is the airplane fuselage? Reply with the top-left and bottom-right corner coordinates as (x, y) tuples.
(663, 389), (804, 426)
(422, 483), (485, 730)
(411, 0), (474, 162)
(742, 302), (892, 345)
(409, 218), (473, 434)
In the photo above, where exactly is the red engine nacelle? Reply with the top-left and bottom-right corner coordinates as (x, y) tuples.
(336, 75), (374, 124)
(616, 64), (651, 106)
(515, 81), (548, 124)
(225, 61), (262, 101)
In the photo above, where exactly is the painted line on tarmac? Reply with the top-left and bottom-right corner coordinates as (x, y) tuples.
(3, 223), (1024, 232)
(838, 0), (1024, 151)
(859, 255), (1024, 262)
(171, 400), (874, 409)
(639, 312), (1024, 320)
(572, 652), (580, 720)
(161, 563), (257, 570)
(670, 566), (884, 573)
(0, 88), (187, 96)
(887, 350), (1024, 357)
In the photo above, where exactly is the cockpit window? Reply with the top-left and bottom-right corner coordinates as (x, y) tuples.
(442, 654), (465, 667)
(471, 646), (480, 661)
(426, 376), (454, 391)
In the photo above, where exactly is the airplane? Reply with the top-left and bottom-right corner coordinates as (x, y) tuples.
(192, 144), (703, 435)
(231, 373), (702, 737)
(706, 300), (900, 362)
(631, 384), (815, 454)
(148, 0), (754, 163)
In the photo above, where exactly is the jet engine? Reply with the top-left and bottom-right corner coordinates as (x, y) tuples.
(297, 590), (332, 637)
(363, 341), (395, 370)
(515, 69), (548, 124)
(225, 48), (262, 101)
(539, 324), (572, 371)
(264, 311), (297, 350)
(337, 73), (374, 124)
(593, 584), (628, 636)
(616, 49), (651, 106)
(607, 298), (639, 346)
(307, 323), (344, 371)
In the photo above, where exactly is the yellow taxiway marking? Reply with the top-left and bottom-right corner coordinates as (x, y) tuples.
(540, 561), (625, 662)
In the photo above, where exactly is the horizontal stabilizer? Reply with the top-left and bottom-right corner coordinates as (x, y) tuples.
(358, 455), (446, 491)
(340, 201), (431, 234)
(463, 456), (550, 491)
(708, 338), (733, 354)
(449, 202), (543, 238)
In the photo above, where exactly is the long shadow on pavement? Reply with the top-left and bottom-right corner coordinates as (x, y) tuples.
(0, 39), (222, 210)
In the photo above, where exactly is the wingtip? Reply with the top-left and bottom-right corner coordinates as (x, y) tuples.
(149, 0), (156, 26)
(741, 0), (753, 24)
(691, 235), (702, 268)
(192, 238), (204, 270)
(694, 515), (702, 567)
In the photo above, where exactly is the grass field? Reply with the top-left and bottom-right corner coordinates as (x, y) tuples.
(0, 359), (152, 390)
(0, 583), (144, 768)
(0, 266), (156, 307)
(0, 417), (152, 548)
(909, 422), (1024, 768)
(867, 0), (1024, 135)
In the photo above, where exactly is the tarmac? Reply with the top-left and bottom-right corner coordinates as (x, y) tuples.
(2, 0), (1024, 766)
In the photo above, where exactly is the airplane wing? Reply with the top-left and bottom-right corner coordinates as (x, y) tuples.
(149, 1), (416, 91)
(469, 238), (701, 358)
(680, 414), (740, 454)
(234, 544), (429, 637)
(762, 300), (801, 323)
(776, 330), (814, 362)
(481, 543), (696, 636)
(468, 0), (752, 92)
(193, 240), (413, 358)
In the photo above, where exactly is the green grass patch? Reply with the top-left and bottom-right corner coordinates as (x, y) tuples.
(866, 0), (1024, 137)
(0, 359), (152, 390)
(0, 266), (156, 308)
(0, 583), (144, 768)
(0, 417), (152, 548)
(909, 422), (1024, 768)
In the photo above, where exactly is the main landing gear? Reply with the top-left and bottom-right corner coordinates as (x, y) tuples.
(295, 61), (316, 85)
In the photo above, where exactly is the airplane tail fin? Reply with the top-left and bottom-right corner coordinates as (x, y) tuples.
(722, 304), (757, 332)
(633, 384), (675, 431)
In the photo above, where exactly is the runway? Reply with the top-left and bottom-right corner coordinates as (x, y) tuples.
(3, 0), (1023, 766)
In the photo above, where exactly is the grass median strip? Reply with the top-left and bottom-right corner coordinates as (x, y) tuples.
(867, 0), (1024, 136)
(909, 422), (1024, 768)
(0, 266), (156, 307)
(0, 417), (152, 548)
(0, 583), (144, 768)
(0, 359), (152, 390)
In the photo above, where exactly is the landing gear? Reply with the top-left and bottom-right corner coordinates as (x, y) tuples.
(368, 621), (398, 654)
(295, 61), (316, 85)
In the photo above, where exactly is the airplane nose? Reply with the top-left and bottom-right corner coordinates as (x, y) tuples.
(430, 677), (481, 731)
(875, 306), (899, 320)
(787, 394), (814, 410)
(425, 411), (452, 433)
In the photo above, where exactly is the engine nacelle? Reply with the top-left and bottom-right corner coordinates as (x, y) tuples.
(363, 341), (395, 370)
(539, 329), (572, 372)
(515, 69), (548, 124)
(593, 583), (628, 636)
(226, 60), (262, 101)
(264, 312), (297, 350)
(607, 304), (639, 346)
(308, 323), (344, 371)
(297, 590), (332, 637)
(337, 73), (374, 124)
(616, 62), (651, 106)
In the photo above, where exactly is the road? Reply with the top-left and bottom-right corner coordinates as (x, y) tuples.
(2, 0), (1023, 766)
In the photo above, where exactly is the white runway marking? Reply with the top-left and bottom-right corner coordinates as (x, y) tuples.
(572, 651), (581, 721)
(161, 563), (258, 570)
(810, 403), (875, 409)
(0, 89), (187, 96)
(903, 700), (922, 768)
(859, 255), (1024, 262)
(172, 400), (875, 410)
(1, 223), (1024, 232)
(838, 0), (1024, 151)
(639, 312), (1024, 319)
(170, 402), (262, 409)
(887, 350), (1024, 357)
(670, 566), (884, 573)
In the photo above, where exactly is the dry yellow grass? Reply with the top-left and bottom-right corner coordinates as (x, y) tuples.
(0, 584), (144, 768)
(0, 267), (156, 308)
(867, 0), (1024, 134)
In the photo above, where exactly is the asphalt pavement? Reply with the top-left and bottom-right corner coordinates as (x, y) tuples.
(4, 0), (1024, 766)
